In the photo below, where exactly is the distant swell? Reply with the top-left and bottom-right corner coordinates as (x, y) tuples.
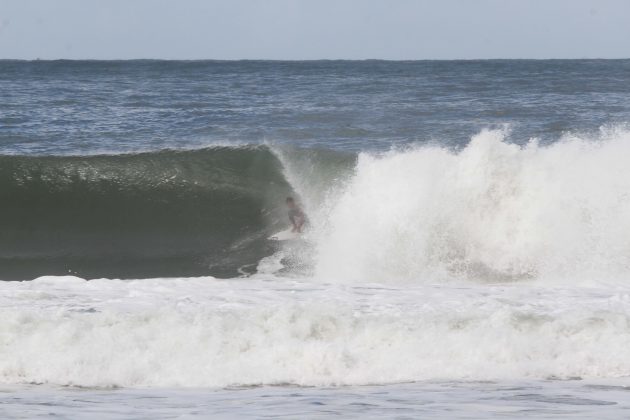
(0, 146), (295, 279)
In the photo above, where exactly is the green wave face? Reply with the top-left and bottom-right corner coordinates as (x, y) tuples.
(0, 146), (295, 280)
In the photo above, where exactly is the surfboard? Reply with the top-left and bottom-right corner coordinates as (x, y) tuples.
(268, 228), (301, 241)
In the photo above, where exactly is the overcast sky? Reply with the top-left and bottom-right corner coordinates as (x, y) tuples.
(1, 0), (629, 60)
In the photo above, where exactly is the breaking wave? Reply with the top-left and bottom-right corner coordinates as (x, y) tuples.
(310, 127), (630, 285)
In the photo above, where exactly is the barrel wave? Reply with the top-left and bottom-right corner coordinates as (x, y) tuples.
(4, 127), (630, 284)
(0, 146), (294, 279)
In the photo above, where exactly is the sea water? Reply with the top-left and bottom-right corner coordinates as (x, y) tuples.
(1, 59), (630, 418)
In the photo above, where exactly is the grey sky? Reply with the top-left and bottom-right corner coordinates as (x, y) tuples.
(0, 0), (629, 60)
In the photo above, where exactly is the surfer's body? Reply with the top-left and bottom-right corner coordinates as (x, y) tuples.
(286, 197), (306, 233)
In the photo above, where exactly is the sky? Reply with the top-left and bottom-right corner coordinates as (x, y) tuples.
(0, 0), (629, 60)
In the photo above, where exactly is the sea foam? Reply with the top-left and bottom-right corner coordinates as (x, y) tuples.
(1, 276), (630, 387)
(310, 127), (630, 285)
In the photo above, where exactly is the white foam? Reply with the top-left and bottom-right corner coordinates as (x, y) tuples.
(1, 276), (630, 388)
(312, 128), (630, 285)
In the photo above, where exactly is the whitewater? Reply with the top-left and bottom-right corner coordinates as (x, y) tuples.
(3, 275), (630, 388)
(313, 127), (630, 286)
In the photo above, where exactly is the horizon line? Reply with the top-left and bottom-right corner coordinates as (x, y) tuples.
(1, 57), (630, 62)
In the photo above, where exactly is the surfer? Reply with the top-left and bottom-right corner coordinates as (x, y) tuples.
(286, 197), (306, 233)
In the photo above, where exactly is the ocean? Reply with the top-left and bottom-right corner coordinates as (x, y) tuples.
(1, 59), (630, 418)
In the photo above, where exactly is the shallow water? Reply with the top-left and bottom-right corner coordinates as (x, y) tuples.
(2, 381), (630, 419)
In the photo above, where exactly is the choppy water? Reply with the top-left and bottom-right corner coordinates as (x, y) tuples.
(2, 59), (630, 418)
(2, 60), (630, 155)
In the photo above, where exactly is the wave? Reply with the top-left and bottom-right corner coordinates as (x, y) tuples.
(0, 146), (299, 279)
(309, 127), (630, 285)
(4, 129), (630, 388)
(3, 126), (630, 285)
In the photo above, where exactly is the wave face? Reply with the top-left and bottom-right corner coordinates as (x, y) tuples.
(0, 147), (294, 279)
(311, 128), (630, 285)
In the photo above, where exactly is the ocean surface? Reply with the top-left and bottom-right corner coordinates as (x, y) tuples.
(2, 59), (630, 418)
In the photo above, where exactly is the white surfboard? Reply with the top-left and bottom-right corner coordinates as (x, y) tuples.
(268, 228), (301, 241)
